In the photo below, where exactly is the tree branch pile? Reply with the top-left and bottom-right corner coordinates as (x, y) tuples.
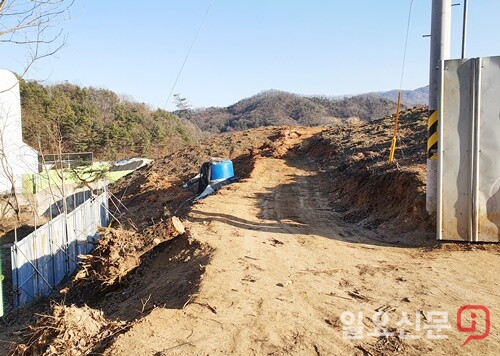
(74, 216), (186, 289)
(13, 217), (186, 354)
(13, 304), (128, 355)
(74, 228), (141, 288)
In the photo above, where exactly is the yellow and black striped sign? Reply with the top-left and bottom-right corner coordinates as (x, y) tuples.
(427, 110), (438, 160)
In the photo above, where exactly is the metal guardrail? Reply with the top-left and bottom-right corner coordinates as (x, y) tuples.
(10, 191), (108, 307)
(39, 152), (93, 171)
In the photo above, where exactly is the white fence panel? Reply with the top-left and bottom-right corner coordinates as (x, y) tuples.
(11, 233), (37, 307)
(51, 215), (67, 286)
(11, 191), (109, 307)
(67, 204), (80, 273)
(34, 225), (53, 297)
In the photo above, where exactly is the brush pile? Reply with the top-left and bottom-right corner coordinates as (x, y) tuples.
(74, 216), (185, 288)
(14, 304), (127, 355)
(74, 227), (140, 287)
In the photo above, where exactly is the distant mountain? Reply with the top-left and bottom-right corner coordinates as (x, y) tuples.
(374, 86), (429, 107)
(182, 90), (402, 134)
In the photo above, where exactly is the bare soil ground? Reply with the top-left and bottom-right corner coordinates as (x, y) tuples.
(106, 137), (500, 355)
(1, 109), (500, 355)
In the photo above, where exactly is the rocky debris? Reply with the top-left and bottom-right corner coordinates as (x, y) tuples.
(263, 128), (308, 158)
(13, 304), (128, 355)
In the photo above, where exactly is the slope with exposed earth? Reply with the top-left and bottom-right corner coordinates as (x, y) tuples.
(3, 109), (500, 355)
(104, 114), (499, 355)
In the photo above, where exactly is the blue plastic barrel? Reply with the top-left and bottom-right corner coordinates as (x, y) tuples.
(210, 160), (234, 183)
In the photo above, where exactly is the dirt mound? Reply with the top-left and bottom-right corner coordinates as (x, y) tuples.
(3, 112), (500, 355)
(263, 129), (305, 158)
(98, 232), (214, 321)
(110, 126), (302, 230)
(74, 217), (185, 290)
(297, 106), (434, 243)
(302, 106), (428, 176)
(5, 217), (209, 354)
(59, 215), (212, 322)
(14, 304), (127, 355)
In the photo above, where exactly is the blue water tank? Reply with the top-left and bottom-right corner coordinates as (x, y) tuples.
(210, 160), (234, 183)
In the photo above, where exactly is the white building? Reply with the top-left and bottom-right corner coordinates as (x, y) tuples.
(0, 69), (38, 194)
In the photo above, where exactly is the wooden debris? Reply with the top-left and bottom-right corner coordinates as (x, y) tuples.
(13, 304), (128, 355)
(74, 216), (186, 289)
(169, 216), (186, 236)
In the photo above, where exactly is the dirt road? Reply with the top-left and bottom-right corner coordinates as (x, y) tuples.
(107, 152), (500, 355)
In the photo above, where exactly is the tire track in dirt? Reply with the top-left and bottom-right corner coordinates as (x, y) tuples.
(106, 138), (500, 355)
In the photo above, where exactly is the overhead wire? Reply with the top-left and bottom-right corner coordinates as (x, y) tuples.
(163, 0), (213, 110)
(389, 0), (414, 163)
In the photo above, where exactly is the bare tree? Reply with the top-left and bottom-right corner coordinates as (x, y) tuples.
(0, 1), (74, 242)
(0, 0), (75, 80)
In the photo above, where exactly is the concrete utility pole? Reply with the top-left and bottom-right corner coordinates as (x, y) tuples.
(427, 0), (452, 215)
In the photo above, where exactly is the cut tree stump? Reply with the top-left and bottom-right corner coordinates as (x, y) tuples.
(167, 216), (185, 237)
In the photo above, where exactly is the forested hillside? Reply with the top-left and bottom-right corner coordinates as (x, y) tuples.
(20, 80), (200, 160)
(181, 90), (401, 133)
(19, 82), (403, 160)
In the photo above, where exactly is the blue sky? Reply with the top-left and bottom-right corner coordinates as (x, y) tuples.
(2, 0), (500, 110)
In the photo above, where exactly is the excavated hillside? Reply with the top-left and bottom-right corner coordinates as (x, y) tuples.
(113, 106), (432, 243)
(2, 107), (500, 356)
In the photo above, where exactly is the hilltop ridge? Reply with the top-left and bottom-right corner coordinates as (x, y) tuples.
(181, 90), (402, 133)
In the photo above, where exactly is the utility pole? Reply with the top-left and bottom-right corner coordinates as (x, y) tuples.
(461, 0), (468, 59)
(426, 0), (451, 215)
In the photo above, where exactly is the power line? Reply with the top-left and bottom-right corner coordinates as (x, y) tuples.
(399, 0), (414, 91)
(389, 0), (415, 163)
(163, 0), (213, 110)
